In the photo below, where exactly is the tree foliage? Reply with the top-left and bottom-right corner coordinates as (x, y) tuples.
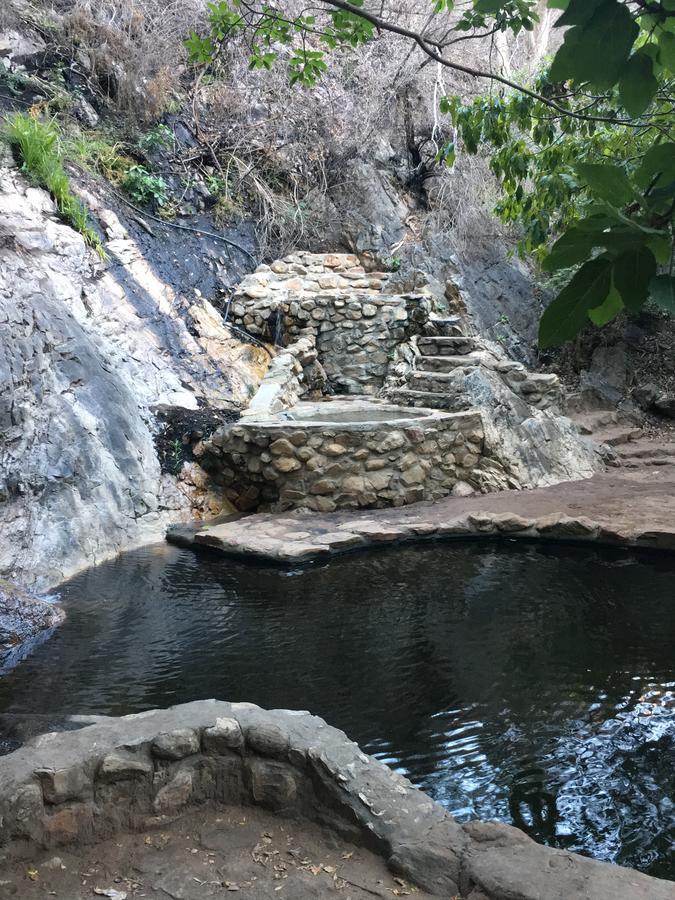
(188, 0), (675, 347)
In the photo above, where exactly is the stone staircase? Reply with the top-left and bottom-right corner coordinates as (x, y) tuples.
(390, 318), (562, 412)
(571, 410), (675, 469)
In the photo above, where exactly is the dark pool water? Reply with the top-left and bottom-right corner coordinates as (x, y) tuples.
(0, 542), (673, 878)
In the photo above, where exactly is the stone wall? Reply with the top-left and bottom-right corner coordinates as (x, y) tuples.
(0, 701), (671, 900)
(229, 252), (430, 395)
(198, 400), (485, 512)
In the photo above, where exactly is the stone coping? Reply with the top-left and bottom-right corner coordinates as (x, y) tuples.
(242, 397), (461, 430)
(0, 701), (671, 899)
(168, 465), (675, 563)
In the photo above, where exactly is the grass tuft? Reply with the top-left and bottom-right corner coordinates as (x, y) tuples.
(2, 112), (105, 256)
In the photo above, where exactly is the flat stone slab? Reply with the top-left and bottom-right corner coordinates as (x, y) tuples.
(168, 466), (675, 563)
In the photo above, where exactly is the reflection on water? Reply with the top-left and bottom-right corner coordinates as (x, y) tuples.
(0, 541), (673, 878)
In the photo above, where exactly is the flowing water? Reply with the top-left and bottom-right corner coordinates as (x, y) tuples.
(0, 541), (673, 878)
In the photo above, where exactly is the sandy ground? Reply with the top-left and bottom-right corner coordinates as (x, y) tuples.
(0, 805), (432, 900)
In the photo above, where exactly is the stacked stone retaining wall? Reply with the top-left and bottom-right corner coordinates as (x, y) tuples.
(198, 401), (485, 512)
(0, 701), (671, 900)
(229, 252), (430, 395)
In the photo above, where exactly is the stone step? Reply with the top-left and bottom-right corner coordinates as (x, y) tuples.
(418, 336), (479, 357)
(518, 373), (561, 394)
(417, 354), (487, 373)
(592, 425), (643, 447)
(409, 370), (470, 393)
(426, 317), (466, 337)
(387, 388), (459, 409)
(571, 410), (621, 435)
(615, 439), (675, 459)
(620, 455), (675, 468)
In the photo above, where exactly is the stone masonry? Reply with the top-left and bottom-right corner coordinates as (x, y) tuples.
(197, 400), (485, 512)
(229, 251), (430, 396)
(0, 701), (671, 900)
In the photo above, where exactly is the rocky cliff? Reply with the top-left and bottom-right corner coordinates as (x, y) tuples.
(0, 150), (267, 591)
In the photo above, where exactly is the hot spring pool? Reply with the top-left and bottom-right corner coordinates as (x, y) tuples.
(0, 541), (673, 878)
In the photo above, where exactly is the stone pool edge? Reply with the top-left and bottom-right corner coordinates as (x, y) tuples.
(167, 465), (675, 564)
(0, 700), (671, 900)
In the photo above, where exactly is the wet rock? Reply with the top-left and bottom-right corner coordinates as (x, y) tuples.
(0, 582), (64, 673)
(0, 164), (264, 596)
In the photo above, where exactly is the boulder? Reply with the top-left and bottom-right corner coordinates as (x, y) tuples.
(654, 393), (675, 418)
(580, 343), (628, 408)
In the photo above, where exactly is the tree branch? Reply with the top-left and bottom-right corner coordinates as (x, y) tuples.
(315, 0), (658, 129)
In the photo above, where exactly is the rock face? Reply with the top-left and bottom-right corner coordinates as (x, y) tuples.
(0, 700), (671, 899)
(0, 156), (266, 591)
(0, 581), (64, 673)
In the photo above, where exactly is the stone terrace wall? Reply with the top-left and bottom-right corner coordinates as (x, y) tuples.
(229, 252), (430, 395)
(0, 701), (670, 900)
(198, 401), (485, 512)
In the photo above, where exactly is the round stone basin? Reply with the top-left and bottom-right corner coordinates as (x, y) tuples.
(280, 400), (433, 425)
(202, 399), (485, 512)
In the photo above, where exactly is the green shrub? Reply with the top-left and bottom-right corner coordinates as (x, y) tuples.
(2, 112), (104, 255)
(136, 124), (174, 153)
(122, 164), (168, 207)
(68, 132), (129, 183)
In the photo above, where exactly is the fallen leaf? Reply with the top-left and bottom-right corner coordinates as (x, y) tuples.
(93, 890), (128, 900)
(341, 851), (354, 860)
(27, 868), (39, 882)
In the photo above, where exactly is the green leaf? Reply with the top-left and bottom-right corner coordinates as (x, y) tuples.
(650, 274), (675, 313)
(542, 226), (594, 271)
(555, 0), (605, 27)
(635, 143), (675, 189)
(575, 162), (634, 205)
(647, 235), (673, 264)
(539, 258), (613, 348)
(612, 246), (657, 312)
(589, 286), (623, 325)
(619, 52), (658, 117)
(550, 2), (639, 89)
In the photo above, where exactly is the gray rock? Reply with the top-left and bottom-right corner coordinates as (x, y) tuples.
(0, 163), (261, 599)
(202, 717), (244, 754)
(151, 729), (200, 760)
(153, 768), (193, 813)
(71, 95), (99, 128)
(654, 393), (675, 418)
(98, 751), (153, 781)
(245, 723), (289, 759)
(632, 382), (660, 409)
(580, 343), (628, 408)
(36, 766), (91, 805)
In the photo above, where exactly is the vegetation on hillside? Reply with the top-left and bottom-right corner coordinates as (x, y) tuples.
(2, 112), (104, 254)
(189, 0), (675, 348)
